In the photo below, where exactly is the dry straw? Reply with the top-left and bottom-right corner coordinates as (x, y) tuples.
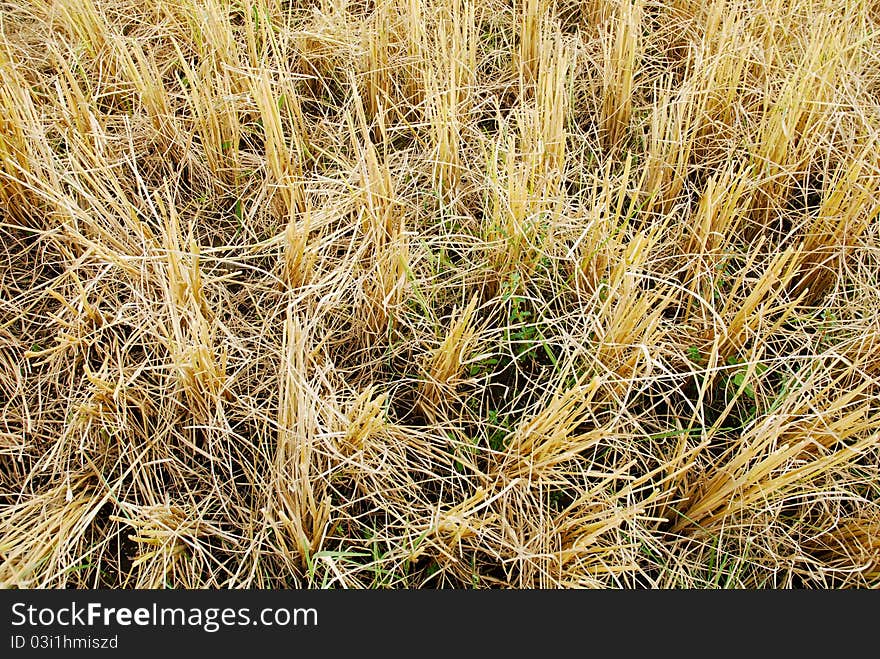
(1, 0), (878, 588)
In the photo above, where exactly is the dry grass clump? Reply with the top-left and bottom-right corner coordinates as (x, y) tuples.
(1, 0), (879, 588)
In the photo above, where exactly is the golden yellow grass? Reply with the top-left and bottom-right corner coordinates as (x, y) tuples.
(1, 0), (879, 588)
